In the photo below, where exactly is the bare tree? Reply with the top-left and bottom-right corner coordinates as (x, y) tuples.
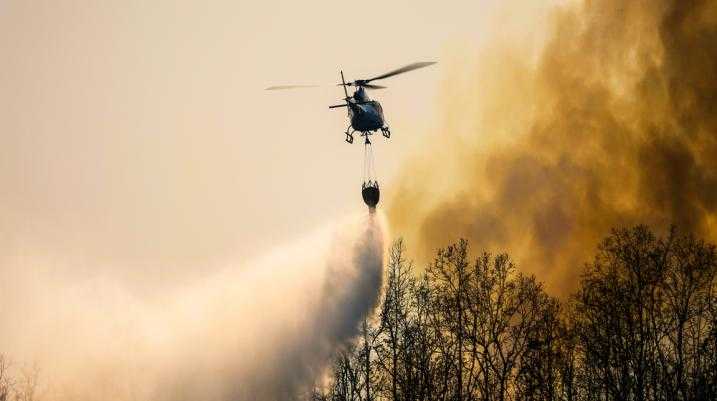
(316, 226), (717, 401)
(572, 226), (717, 401)
(375, 239), (416, 401)
(426, 240), (470, 401)
(0, 356), (11, 401)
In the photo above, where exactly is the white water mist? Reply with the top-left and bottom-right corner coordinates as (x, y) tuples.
(0, 212), (385, 401)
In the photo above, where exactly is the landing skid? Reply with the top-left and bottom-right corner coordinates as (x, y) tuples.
(381, 126), (391, 138)
(345, 126), (391, 144)
(345, 125), (354, 143)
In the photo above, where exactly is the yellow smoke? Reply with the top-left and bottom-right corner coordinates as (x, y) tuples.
(388, 0), (717, 294)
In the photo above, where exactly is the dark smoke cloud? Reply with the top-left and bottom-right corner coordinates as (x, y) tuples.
(388, 0), (717, 294)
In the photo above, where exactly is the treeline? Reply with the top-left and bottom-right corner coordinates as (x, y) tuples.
(0, 356), (39, 401)
(311, 226), (717, 401)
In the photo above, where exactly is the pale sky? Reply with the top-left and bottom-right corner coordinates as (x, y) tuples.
(0, 0), (558, 291)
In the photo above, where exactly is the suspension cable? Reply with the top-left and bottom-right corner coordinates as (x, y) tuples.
(363, 137), (377, 184)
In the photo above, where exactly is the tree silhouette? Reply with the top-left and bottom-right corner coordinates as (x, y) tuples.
(316, 225), (717, 401)
(0, 357), (41, 401)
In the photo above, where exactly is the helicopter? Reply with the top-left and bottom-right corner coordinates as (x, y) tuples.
(328, 61), (436, 144)
(266, 62), (436, 210)
(266, 62), (436, 144)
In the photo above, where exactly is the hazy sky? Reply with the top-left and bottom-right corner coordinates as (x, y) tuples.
(0, 0), (560, 291)
(0, 2), (571, 395)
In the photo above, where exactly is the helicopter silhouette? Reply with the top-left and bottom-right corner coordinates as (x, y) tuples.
(266, 62), (436, 210)
(266, 62), (436, 144)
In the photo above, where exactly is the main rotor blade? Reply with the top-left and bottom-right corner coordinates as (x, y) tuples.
(365, 61), (436, 82)
(265, 84), (320, 90)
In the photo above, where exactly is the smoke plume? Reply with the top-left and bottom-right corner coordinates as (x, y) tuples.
(0, 213), (384, 401)
(388, 0), (717, 294)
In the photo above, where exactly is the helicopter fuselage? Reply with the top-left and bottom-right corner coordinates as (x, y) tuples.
(349, 100), (384, 132)
(347, 87), (385, 132)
